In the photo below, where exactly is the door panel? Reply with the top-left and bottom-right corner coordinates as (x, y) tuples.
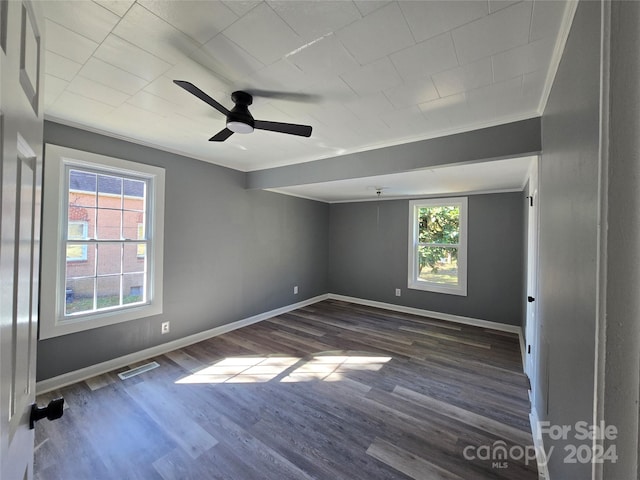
(0, 1), (44, 479)
(525, 157), (539, 403)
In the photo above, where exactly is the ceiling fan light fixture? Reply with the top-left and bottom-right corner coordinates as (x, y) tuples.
(227, 121), (254, 134)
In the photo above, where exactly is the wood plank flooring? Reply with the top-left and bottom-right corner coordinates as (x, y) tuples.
(34, 300), (537, 480)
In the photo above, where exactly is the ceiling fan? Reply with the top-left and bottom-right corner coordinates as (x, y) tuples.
(174, 80), (313, 142)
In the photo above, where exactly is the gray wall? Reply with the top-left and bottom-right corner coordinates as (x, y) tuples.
(37, 122), (329, 381)
(537, 2), (600, 478)
(601, 2), (640, 477)
(328, 192), (524, 326)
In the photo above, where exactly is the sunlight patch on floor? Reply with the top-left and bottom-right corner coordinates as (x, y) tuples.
(175, 354), (392, 385)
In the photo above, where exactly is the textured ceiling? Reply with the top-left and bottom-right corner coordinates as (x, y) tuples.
(43, 1), (570, 172)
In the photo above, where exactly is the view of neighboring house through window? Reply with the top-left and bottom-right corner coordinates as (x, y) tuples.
(408, 197), (468, 296)
(65, 169), (148, 315)
(40, 144), (165, 339)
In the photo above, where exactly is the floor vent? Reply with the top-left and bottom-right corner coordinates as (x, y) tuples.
(117, 361), (160, 380)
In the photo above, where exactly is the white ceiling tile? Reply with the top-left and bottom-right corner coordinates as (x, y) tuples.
(252, 59), (316, 92)
(268, 1), (361, 40)
(383, 78), (439, 109)
(138, 0), (238, 45)
(287, 35), (358, 77)
(93, 0), (135, 17)
(530, 0), (567, 42)
(419, 92), (467, 116)
(489, 0), (519, 13)
(201, 34), (265, 86)
(399, 1), (489, 43)
(113, 3), (201, 64)
(67, 76), (130, 107)
(127, 90), (184, 117)
(452, 1), (533, 65)
(335, 2), (414, 65)
(432, 58), (493, 97)
(390, 32), (459, 81)
(105, 102), (174, 134)
(50, 91), (115, 119)
(308, 102), (360, 129)
(222, 3), (302, 65)
(165, 58), (231, 99)
(79, 57), (148, 95)
(94, 35), (173, 82)
(45, 19), (99, 64)
(382, 105), (431, 137)
(345, 92), (394, 119)
(44, 74), (69, 109)
(45, 51), (82, 81)
(44, 1), (120, 43)
(341, 57), (402, 96)
(221, 0), (261, 17)
(467, 75), (524, 118)
(301, 76), (355, 102)
(353, 1), (391, 17)
(492, 38), (554, 83)
(523, 69), (546, 100)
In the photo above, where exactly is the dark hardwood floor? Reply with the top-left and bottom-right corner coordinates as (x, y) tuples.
(34, 300), (537, 480)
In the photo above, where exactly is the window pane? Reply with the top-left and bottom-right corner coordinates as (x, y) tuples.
(418, 206), (460, 244)
(67, 244), (95, 276)
(124, 243), (146, 273)
(69, 170), (97, 207)
(96, 209), (121, 239)
(96, 276), (121, 309)
(123, 179), (145, 211)
(123, 273), (145, 304)
(418, 246), (458, 285)
(65, 277), (94, 315)
(66, 243), (88, 262)
(97, 174), (122, 208)
(97, 243), (122, 275)
(122, 211), (144, 240)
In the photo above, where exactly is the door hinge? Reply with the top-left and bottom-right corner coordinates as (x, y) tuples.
(528, 344), (531, 354)
(526, 195), (533, 207)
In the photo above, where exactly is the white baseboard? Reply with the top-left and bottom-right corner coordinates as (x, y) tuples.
(530, 407), (551, 480)
(36, 294), (329, 394)
(327, 294), (522, 334)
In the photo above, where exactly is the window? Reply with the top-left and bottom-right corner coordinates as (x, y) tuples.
(408, 197), (467, 296)
(40, 144), (165, 339)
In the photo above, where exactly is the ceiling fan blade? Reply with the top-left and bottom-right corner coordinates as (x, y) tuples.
(209, 128), (234, 142)
(254, 120), (312, 137)
(174, 80), (230, 116)
(245, 89), (321, 104)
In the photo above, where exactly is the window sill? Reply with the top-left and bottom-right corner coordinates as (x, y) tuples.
(408, 280), (467, 296)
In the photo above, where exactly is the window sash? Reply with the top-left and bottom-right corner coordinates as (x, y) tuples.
(408, 197), (467, 296)
(63, 165), (151, 318)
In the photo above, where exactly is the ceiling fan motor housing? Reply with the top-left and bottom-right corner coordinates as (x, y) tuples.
(227, 91), (254, 132)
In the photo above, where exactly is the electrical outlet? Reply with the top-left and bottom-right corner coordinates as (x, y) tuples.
(395, 288), (401, 297)
(161, 321), (170, 334)
(293, 285), (298, 294)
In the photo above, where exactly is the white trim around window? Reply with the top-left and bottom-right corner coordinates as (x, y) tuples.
(40, 144), (165, 339)
(408, 197), (468, 296)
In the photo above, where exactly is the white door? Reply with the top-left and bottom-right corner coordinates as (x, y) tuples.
(525, 157), (539, 398)
(0, 1), (45, 479)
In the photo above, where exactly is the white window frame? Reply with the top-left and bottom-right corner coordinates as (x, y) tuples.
(40, 144), (165, 339)
(408, 197), (468, 296)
